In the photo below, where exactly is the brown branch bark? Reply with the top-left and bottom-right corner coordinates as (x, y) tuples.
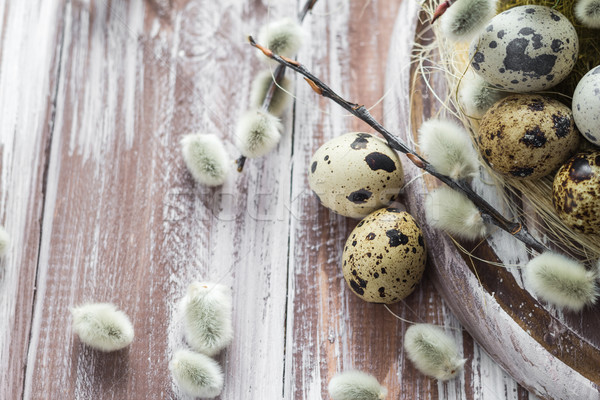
(249, 36), (547, 254)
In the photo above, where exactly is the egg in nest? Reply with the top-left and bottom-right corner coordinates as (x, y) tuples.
(553, 151), (600, 234)
(572, 65), (600, 146)
(477, 94), (579, 179)
(308, 133), (404, 219)
(342, 208), (426, 304)
(469, 5), (578, 92)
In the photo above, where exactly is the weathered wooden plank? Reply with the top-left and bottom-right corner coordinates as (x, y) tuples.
(22, 0), (294, 398)
(0, 1), (66, 398)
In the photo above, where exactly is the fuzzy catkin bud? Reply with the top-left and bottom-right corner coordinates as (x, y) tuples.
(71, 303), (134, 352)
(418, 118), (479, 180)
(0, 226), (9, 257)
(181, 282), (233, 356)
(250, 69), (294, 117)
(234, 109), (282, 158)
(425, 187), (487, 240)
(169, 349), (224, 398)
(403, 323), (466, 381)
(181, 133), (230, 186)
(575, 0), (600, 28)
(440, 0), (497, 42)
(257, 18), (304, 63)
(525, 252), (599, 311)
(458, 72), (507, 118)
(328, 370), (387, 400)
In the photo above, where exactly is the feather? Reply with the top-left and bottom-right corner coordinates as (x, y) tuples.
(181, 133), (230, 186)
(403, 323), (466, 381)
(328, 370), (387, 400)
(418, 119), (479, 180)
(169, 349), (224, 398)
(71, 303), (134, 352)
(425, 187), (487, 240)
(181, 282), (233, 356)
(525, 252), (599, 311)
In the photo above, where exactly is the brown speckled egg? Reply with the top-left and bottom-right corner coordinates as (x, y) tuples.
(552, 151), (600, 234)
(342, 208), (426, 304)
(477, 94), (579, 179)
(308, 133), (404, 219)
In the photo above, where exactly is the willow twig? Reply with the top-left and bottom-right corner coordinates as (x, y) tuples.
(236, 0), (318, 172)
(248, 36), (547, 254)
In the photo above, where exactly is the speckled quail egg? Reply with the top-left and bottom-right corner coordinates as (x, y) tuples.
(553, 151), (600, 234)
(477, 94), (580, 179)
(308, 133), (404, 219)
(342, 207), (426, 304)
(573, 65), (600, 146)
(469, 6), (578, 92)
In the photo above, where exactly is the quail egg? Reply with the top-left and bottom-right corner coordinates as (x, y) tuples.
(477, 94), (579, 179)
(308, 133), (404, 219)
(342, 207), (427, 304)
(572, 65), (600, 146)
(553, 151), (600, 234)
(469, 5), (578, 92)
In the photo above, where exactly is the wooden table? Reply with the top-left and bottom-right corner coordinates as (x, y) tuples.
(0, 0), (547, 398)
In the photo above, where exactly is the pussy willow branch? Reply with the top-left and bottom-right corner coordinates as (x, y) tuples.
(249, 36), (547, 254)
(236, 0), (319, 172)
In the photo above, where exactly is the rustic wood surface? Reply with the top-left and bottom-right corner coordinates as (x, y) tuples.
(0, 0), (592, 399)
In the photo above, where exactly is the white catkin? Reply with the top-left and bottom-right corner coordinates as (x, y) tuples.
(575, 0), (600, 28)
(257, 17), (304, 64)
(418, 118), (480, 180)
(181, 133), (230, 186)
(459, 72), (507, 118)
(250, 69), (294, 117)
(234, 109), (282, 158)
(169, 349), (224, 399)
(0, 226), (9, 257)
(525, 252), (599, 311)
(440, 0), (498, 42)
(425, 187), (487, 240)
(328, 370), (387, 400)
(403, 323), (466, 381)
(71, 303), (134, 352)
(181, 282), (233, 356)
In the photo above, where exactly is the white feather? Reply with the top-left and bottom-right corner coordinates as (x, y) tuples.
(257, 18), (304, 63)
(403, 323), (466, 381)
(0, 226), (9, 257)
(418, 119), (479, 180)
(71, 303), (134, 352)
(169, 349), (224, 398)
(328, 370), (387, 400)
(250, 69), (294, 117)
(181, 282), (233, 356)
(440, 0), (497, 42)
(234, 109), (282, 158)
(425, 187), (487, 240)
(181, 133), (230, 186)
(525, 253), (599, 311)
(459, 72), (507, 118)
(575, 0), (600, 28)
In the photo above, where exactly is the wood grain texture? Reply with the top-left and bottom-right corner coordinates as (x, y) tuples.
(0, 1), (66, 398)
(0, 0), (576, 398)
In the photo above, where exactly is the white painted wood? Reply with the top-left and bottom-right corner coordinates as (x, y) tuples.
(0, 0), (65, 398)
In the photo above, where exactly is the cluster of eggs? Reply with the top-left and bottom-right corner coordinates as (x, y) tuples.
(308, 133), (426, 304)
(466, 5), (600, 234)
